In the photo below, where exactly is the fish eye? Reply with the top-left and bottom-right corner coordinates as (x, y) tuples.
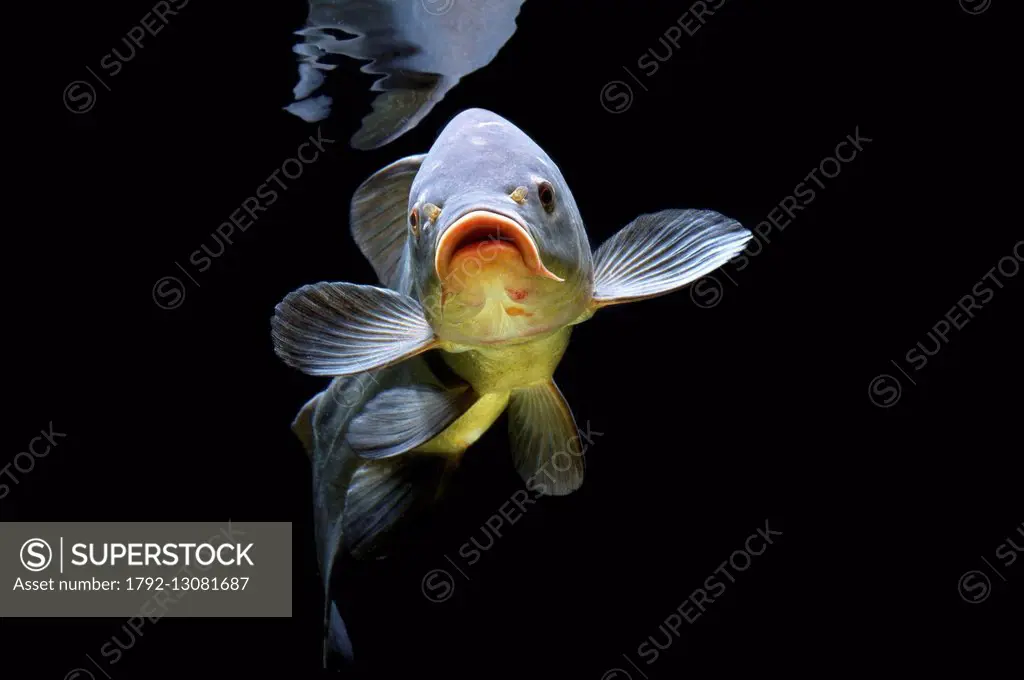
(409, 208), (420, 236)
(538, 181), (555, 213)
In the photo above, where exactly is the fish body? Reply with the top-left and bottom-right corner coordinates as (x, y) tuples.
(272, 108), (754, 666)
(286, 0), (528, 149)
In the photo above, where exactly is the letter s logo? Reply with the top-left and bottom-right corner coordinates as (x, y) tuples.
(20, 538), (53, 572)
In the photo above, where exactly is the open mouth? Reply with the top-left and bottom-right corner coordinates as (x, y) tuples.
(434, 210), (564, 284)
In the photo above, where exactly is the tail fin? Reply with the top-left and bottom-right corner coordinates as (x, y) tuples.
(320, 453), (454, 669)
(295, 358), (459, 668)
(326, 600), (354, 665)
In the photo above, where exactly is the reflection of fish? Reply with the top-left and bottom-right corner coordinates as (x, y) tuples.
(285, 0), (528, 149)
(273, 108), (752, 665)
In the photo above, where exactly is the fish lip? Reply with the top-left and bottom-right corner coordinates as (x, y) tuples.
(434, 209), (564, 284)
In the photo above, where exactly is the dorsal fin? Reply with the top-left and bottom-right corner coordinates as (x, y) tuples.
(350, 154), (424, 291)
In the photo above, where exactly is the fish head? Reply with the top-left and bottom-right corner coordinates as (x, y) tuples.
(406, 109), (594, 346)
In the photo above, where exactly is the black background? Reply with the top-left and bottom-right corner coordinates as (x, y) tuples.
(9, 0), (1020, 677)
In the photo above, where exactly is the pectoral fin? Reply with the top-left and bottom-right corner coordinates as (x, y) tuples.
(591, 209), (752, 308)
(508, 380), (584, 496)
(272, 282), (437, 376)
(348, 384), (476, 460)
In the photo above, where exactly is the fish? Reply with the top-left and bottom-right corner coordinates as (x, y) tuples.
(285, 0), (528, 149)
(272, 107), (753, 665)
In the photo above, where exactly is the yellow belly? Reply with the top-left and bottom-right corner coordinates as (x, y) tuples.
(414, 327), (572, 456)
(413, 391), (510, 456)
(440, 327), (571, 394)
